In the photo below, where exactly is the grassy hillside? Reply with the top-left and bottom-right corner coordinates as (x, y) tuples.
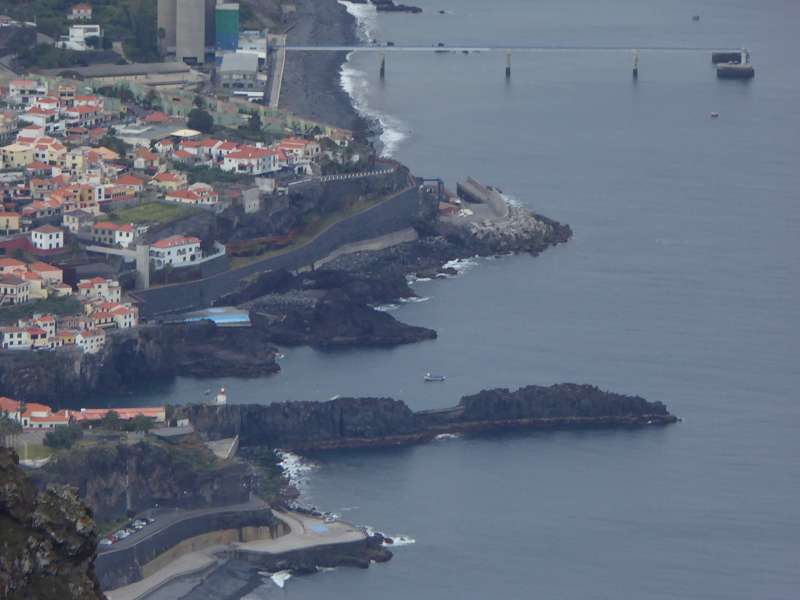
(0, 0), (158, 62)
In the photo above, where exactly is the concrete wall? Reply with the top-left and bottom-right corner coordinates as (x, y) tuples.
(176, 0), (205, 63)
(132, 185), (422, 318)
(95, 507), (283, 590)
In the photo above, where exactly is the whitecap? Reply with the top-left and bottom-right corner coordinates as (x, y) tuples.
(339, 59), (408, 157)
(270, 570), (293, 588)
(373, 303), (400, 312)
(387, 535), (416, 547)
(442, 257), (479, 274)
(276, 451), (318, 496)
(400, 296), (430, 304)
(434, 433), (461, 441)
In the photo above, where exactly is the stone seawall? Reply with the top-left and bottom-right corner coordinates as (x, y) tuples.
(132, 185), (424, 318)
(95, 507), (281, 590)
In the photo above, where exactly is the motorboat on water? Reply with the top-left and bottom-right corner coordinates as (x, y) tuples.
(424, 372), (446, 382)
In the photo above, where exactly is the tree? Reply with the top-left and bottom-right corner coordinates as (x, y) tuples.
(128, 414), (154, 433)
(0, 414), (21, 447)
(44, 424), (83, 450)
(193, 95), (205, 109)
(102, 36), (113, 51)
(98, 135), (131, 158)
(100, 410), (121, 431)
(248, 112), (262, 132)
(188, 108), (214, 133)
(143, 88), (159, 109)
(86, 35), (101, 50)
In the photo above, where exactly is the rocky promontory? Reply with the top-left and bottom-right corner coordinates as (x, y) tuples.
(179, 383), (677, 451)
(0, 321), (280, 404)
(0, 448), (104, 600)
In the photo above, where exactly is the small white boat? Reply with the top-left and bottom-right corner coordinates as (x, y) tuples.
(424, 372), (446, 382)
(710, 112), (719, 118)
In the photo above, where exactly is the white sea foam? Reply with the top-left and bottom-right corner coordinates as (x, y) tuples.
(373, 303), (400, 312)
(364, 526), (417, 547)
(337, 2), (408, 157)
(276, 450), (317, 496)
(270, 570), (293, 588)
(400, 296), (430, 304)
(442, 257), (479, 274)
(388, 535), (417, 547)
(497, 190), (524, 208)
(434, 433), (462, 441)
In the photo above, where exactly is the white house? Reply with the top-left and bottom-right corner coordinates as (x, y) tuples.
(8, 80), (48, 107)
(76, 328), (106, 353)
(30, 225), (64, 251)
(221, 147), (277, 175)
(76, 277), (121, 303)
(58, 24), (102, 51)
(0, 327), (31, 350)
(149, 235), (201, 269)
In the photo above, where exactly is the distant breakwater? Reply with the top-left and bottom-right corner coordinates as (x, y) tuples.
(180, 383), (677, 452)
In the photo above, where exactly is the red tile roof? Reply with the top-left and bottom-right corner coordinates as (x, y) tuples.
(151, 235), (201, 249)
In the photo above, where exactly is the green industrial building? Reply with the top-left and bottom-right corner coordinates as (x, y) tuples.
(215, 3), (240, 51)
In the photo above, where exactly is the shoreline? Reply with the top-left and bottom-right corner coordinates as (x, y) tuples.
(278, 0), (376, 137)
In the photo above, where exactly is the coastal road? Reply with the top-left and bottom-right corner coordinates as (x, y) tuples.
(104, 508), (365, 600)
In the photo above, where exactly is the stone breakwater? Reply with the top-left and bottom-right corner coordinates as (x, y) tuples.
(179, 383), (677, 452)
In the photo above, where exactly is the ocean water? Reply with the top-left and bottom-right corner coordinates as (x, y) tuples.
(122, 0), (800, 598)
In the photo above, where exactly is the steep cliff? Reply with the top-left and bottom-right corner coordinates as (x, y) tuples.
(0, 322), (279, 404)
(32, 439), (252, 523)
(181, 383), (677, 451)
(0, 448), (105, 600)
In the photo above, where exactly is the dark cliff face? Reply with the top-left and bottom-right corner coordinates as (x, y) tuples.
(0, 449), (105, 600)
(184, 398), (417, 447)
(182, 384), (676, 451)
(32, 440), (251, 523)
(0, 322), (279, 405)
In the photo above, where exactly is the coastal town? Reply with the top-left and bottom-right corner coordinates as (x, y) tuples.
(0, 2), (661, 600)
(0, 0), (368, 359)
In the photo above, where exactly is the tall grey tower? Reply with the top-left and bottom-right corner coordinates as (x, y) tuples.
(157, 0), (177, 50)
(176, 0), (206, 64)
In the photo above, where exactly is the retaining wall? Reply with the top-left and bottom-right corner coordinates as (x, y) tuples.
(95, 507), (283, 590)
(132, 185), (422, 318)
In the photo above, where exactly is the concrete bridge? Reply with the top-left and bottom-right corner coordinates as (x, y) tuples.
(277, 44), (742, 53)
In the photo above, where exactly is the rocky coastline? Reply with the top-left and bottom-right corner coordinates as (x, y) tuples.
(179, 383), (678, 452)
(0, 448), (105, 600)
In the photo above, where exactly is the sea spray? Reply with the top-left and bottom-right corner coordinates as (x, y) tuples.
(276, 450), (318, 499)
(337, 1), (409, 157)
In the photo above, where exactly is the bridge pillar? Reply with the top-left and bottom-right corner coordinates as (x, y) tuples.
(632, 49), (639, 80)
(135, 244), (150, 290)
(505, 51), (511, 79)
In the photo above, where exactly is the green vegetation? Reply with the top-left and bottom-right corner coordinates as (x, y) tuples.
(230, 195), (387, 269)
(239, 446), (286, 502)
(0, 0), (159, 62)
(107, 201), (199, 225)
(0, 415), (22, 447)
(17, 443), (53, 460)
(187, 108), (214, 134)
(0, 296), (82, 325)
(14, 44), (122, 70)
(43, 424), (84, 450)
(97, 134), (131, 158)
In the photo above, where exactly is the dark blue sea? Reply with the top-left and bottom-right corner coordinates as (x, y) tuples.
(123, 0), (800, 597)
